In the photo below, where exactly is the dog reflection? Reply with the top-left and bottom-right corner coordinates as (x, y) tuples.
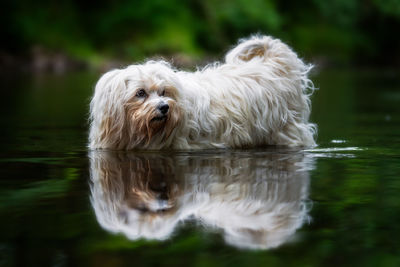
(90, 151), (313, 249)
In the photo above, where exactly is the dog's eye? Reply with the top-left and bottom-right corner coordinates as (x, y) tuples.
(136, 89), (147, 98)
(160, 89), (165, 96)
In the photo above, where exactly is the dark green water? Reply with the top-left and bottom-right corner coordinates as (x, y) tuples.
(1, 69), (399, 267)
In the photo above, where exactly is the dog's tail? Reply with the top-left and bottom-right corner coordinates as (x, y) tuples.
(225, 35), (314, 92)
(226, 35), (317, 147)
(225, 35), (312, 76)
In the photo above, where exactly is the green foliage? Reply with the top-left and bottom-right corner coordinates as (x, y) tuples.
(2, 0), (399, 66)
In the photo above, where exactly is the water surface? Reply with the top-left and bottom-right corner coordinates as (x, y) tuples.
(1, 69), (399, 266)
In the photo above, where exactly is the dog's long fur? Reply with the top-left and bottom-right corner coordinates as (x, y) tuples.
(89, 35), (316, 150)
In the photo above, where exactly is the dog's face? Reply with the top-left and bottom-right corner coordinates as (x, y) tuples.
(90, 61), (182, 149)
(124, 77), (181, 147)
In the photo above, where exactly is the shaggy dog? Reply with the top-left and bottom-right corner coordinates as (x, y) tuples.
(89, 35), (316, 150)
(90, 151), (313, 249)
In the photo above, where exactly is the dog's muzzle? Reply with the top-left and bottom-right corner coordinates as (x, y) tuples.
(151, 102), (169, 122)
(158, 103), (169, 115)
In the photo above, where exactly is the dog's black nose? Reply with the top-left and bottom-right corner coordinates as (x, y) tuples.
(158, 103), (169, 114)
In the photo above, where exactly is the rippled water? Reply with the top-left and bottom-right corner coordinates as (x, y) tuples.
(1, 69), (399, 266)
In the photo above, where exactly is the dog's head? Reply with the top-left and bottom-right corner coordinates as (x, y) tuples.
(89, 61), (182, 150)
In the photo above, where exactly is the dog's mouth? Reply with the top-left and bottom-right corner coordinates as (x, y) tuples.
(151, 115), (167, 122)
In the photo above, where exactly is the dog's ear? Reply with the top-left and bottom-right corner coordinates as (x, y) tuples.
(89, 69), (128, 149)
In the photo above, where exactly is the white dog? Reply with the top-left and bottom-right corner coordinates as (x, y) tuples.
(89, 35), (316, 150)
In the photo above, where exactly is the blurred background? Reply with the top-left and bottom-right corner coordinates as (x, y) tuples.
(1, 0), (400, 73)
